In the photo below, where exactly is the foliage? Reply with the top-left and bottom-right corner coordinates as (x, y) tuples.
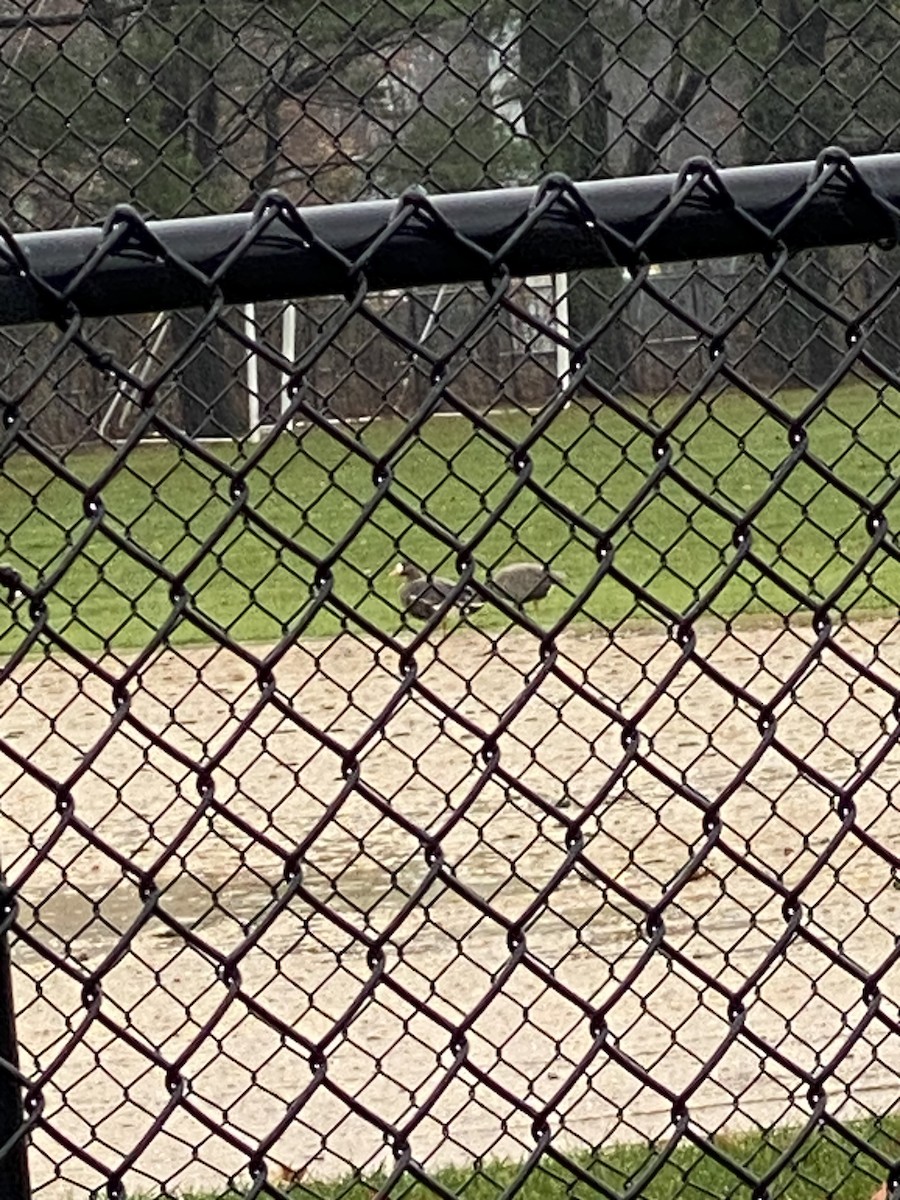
(6, 0), (899, 230)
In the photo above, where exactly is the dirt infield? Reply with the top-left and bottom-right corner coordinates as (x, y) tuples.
(3, 616), (900, 1196)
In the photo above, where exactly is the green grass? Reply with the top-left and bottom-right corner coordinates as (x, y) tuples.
(5, 384), (900, 651)
(159, 1113), (898, 1200)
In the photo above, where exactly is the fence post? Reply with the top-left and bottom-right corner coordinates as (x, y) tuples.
(0, 872), (30, 1200)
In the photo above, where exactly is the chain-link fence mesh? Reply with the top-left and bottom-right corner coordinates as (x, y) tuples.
(3, 149), (900, 1200)
(5, 0), (900, 448)
(5, 4), (900, 1200)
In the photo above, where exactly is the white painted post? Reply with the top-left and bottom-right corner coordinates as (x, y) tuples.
(244, 304), (261, 443)
(553, 272), (571, 391)
(280, 302), (297, 430)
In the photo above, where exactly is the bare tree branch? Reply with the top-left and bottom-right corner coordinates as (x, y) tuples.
(221, 9), (455, 168)
(628, 2), (704, 176)
(0, 1), (142, 31)
(0, 11), (79, 29)
(280, 12), (452, 97)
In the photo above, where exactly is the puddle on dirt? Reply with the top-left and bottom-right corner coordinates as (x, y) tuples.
(11, 831), (794, 984)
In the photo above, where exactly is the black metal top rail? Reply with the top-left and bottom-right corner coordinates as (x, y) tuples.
(3, 149), (900, 327)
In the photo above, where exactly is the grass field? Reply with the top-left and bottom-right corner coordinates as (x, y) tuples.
(169, 1113), (898, 1200)
(3, 385), (900, 652)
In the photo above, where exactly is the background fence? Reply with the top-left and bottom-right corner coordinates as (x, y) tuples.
(4, 0), (900, 448)
(5, 3), (900, 1200)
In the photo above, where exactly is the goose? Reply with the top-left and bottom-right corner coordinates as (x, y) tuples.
(391, 561), (483, 623)
(490, 561), (565, 609)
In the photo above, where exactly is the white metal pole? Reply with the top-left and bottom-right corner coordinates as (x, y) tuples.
(419, 284), (446, 346)
(244, 304), (261, 443)
(280, 302), (297, 430)
(553, 272), (571, 393)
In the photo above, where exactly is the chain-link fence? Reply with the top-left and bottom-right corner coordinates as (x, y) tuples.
(4, 148), (900, 1200)
(6, 3), (900, 1200)
(1, 0), (900, 448)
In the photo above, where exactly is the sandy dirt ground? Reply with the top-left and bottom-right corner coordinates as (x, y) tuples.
(3, 616), (900, 1197)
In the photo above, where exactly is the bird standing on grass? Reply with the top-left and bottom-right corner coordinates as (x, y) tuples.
(489, 561), (564, 610)
(391, 561), (483, 626)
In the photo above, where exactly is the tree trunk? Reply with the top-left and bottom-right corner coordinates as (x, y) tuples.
(746, 0), (830, 163)
(151, 8), (241, 436)
(170, 310), (244, 438)
(743, 1), (839, 391)
(519, 0), (630, 391)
